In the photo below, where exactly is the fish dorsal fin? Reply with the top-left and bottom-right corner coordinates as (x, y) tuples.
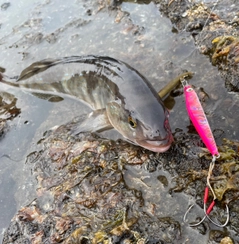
(17, 58), (61, 81)
(16, 56), (87, 81)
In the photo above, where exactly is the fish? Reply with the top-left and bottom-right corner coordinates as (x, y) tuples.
(0, 55), (173, 152)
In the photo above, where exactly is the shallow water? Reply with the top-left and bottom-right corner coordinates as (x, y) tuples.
(0, 0), (239, 242)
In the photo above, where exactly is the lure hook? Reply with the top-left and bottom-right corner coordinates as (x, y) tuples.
(204, 202), (230, 227)
(183, 201), (230, 228)
(184, 184), (230, 227)
(183, 204), (206, 227)
(183, 201), (229, 228)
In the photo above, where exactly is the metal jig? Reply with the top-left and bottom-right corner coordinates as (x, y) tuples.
(181, 78), (230, 227)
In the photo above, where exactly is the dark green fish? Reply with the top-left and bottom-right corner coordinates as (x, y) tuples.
(0, 55), (173, 152)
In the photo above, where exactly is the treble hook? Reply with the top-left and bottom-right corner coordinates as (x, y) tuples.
(183, 204), (207, 227)
(203, 198), (230, 227)
(183, 187), (230, 227)
(184, 154), (230, 227)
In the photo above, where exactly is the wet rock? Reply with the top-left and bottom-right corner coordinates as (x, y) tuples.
(155, 0), (239, 93)
(209, 230), (230, 244)
(1, 0), (239, 243)
(3, 115), (239, 243)
(1, 2), (10, 11)
(157, 175), (168, 187)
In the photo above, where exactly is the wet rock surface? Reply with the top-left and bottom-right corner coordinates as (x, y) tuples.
(2, 117), (239, 243)
(1, 0), (239, 243)
(157, 0), (239, 93)
(1, 2), (10, 11)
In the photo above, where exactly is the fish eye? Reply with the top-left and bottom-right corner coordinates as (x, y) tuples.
(128, 116), (137, 128)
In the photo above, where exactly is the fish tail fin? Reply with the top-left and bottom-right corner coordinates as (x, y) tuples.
(0, 72), (19, 87)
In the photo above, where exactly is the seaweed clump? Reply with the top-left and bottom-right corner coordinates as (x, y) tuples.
(0, 91), (21, 139)
(170, 131), (239, 202)
(210, 35), (239, 92)
(3, 117), (182, 243)
(156, 0), (239, 93)
(2, 117), (239, 243)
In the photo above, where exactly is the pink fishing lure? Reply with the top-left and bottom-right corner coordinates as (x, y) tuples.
(184, 85), (219, 156)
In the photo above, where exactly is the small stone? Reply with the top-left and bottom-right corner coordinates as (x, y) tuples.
(1, 2), (10, 11)
(220, 236), (234, 244)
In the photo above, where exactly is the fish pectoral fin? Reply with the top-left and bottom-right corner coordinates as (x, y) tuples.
(72, 109), (113, 135)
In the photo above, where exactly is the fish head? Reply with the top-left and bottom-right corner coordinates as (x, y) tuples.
(106, 100), (173, 152)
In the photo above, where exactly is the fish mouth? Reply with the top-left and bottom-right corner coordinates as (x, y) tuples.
(136, 134), (173, 153)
